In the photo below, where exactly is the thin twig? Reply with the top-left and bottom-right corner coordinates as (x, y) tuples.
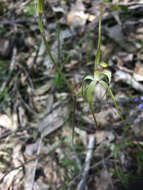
(17, 63), (35, 91)
(89, 103), (98, 128)
(71, 97), (82, 171)
(77, 135), (95, 190)
(68, 154), (111, 190)
(31, 134), (43, 190)
(17, 89), (38, 116)
(37, 13), (75, 96)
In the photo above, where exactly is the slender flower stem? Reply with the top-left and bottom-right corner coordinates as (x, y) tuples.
(36, 11), (76, 97)
(41, 32), (75, 96)
(89, 103), (98, 128)
(94, 8), (102, 71)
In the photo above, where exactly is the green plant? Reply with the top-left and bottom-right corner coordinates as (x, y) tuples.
(111, 167), (129, 184)
(0, 60), (8, 76)
(36, 0), (75, 96)
(60, 157), (79, 170)
(137, 150), (143, 174)
(0, 87), (8, 101)
(36, 0), (126, 128)
(52, 72), (64, 90)
(24, 4), (35, 16)
(76, 5), (125, 128)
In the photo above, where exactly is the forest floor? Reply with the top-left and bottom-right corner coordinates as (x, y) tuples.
(0, 0), (143, 190)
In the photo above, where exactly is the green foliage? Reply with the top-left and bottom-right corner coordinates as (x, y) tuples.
(60, 157), (79, 170)
(75, 6), (125, 127)
(35, 1), (138, 188)
(103, 0), (111, 2)
(36, 0), (75, 95)
(138, 151), (143, 162)
(137, 150), (143, 171)
(120, 5), (128, 12)
(52, 72), (64, 90)
(0, 88), (8, 101)
(113, 144), (119, 159)
(36, 0), (126, 141)
(0, 60), (7, 67)
(111, 4), (120, 11)
(109, 166), (129, 184)
(117, 168), (129, 183)
(0, 60), (9, 77)
(76, 143), (83, 153)
(24, 4), (35, 16)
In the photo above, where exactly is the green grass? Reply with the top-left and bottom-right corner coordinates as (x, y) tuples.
(24, 3), (35, 16)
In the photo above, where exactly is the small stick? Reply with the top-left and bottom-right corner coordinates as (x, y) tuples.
(30, 134), (43, 190)
(77, 135), (95, 190)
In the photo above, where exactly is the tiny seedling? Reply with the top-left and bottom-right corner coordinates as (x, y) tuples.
(24, 5), (35, 16)
(52, 72), (64, 90)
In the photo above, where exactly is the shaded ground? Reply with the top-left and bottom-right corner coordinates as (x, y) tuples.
(0, 0), (143, 190)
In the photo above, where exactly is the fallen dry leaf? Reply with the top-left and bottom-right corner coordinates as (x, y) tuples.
(133, 63), (143, 81)
(66, 1), (88, 27)
(115, 70), (143, 92)
(95, 130), (115, 144)
(0, 114), (15, 131)
(38, 105), (68, 137)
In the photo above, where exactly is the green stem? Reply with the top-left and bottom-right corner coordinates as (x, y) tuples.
(89, 102), (98, 128)
(94, 8), (102, 70)
(37, 14), (76, 96)
(57, 24), (61, 66)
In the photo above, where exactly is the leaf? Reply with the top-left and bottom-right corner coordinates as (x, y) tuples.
(94, 70), (105, 81)
(82, 75), (94, 97)
(100, 80), (118, 107)
(86, 80), (97, 104)
(83, 75), (94, 82)
(99, 80), (125, 123)
(103, 69), (112, 83)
